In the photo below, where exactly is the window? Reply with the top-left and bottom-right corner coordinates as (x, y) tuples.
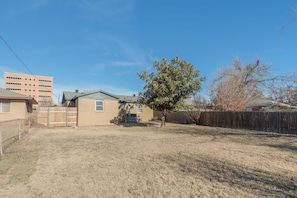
(0, 100), (10, 112)
(137, 104), (142, 113)
(6, 76), (21, 80)
(6, 88), (21, 91)
(39, 84), (51, 87)
(95, 100), (104, 111)
(39, 79), (52, 82)
(39, 90), (51, 92)
(6, 82), (21, 85)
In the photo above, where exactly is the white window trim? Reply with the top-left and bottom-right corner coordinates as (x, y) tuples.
(95, 100), (104, 112)
(137, 104), (142, 113)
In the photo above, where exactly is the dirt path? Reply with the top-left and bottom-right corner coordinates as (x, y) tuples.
(0, 123), (296, 197)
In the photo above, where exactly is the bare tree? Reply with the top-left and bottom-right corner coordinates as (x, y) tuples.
(186, 95), (208, 124)
(209, 58), (272, 111)
(268, 73), (297, 105)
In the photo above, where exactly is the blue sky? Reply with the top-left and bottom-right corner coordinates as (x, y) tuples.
(0, 0), (297, 104)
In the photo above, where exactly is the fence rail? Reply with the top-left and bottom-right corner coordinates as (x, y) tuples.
(0, 119), (30, 156)
(154, 110), (297, 134)
(35, 107), (77, 127)
(200, 111), (297, 134)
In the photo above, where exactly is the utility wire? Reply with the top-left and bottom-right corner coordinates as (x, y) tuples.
(0, 35), (59, 102)
(0, 35), (36, 76)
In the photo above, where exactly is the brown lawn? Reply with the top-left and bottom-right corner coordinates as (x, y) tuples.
(0, 122), (296, 198)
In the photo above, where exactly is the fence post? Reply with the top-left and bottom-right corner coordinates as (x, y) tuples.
(0, 122), (2, 156)
(47, 107), (50, 126)
(66, 107), (68, 127)
(18, 119), (21, 140)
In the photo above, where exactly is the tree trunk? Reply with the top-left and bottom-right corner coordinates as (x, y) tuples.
(161, 109), (166, 127)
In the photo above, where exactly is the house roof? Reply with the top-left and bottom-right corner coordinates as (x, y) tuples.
(248, 99), (297, 109)
(73, 90), (119, 100)
(62, 90), (139, 103)
(248, 99), (277, 107)
(62, 91), (83, 101)
(0, 88), (38, 104)
(116, 95), (138, 103)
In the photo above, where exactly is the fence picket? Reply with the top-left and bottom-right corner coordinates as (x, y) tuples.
(154, 111), (297, 134)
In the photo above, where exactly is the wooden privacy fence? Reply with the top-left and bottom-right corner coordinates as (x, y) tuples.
(0, 119), (30, 156)
(36, 107), (77, 127)
(154, 111), (194, 124)
(199, 111), (297, 134)
(154, 110), (297, 134)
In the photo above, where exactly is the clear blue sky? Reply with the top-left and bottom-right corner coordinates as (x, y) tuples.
(1, 0), (296, 104)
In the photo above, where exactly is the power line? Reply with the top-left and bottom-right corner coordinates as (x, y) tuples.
(0, 34), (59, 102)
(0, 35), (37, 76)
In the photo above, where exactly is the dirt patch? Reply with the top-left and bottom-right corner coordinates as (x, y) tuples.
(0, 123), (296, 197)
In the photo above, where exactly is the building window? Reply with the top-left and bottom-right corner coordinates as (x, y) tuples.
(6, 76), (21, 80)
(0, 100), (10, 112)
(39, 90), (51, 92)
(39, 84), (51, 87)
(6, 82), (21, 85)
(95, 100), (104, 111)
(6, 88), (21, 91)
(137, 104), (142, 113)
(39, 79), (52, 82)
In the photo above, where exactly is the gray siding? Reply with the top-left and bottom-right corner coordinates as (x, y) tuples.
(80, 92), (118, 101)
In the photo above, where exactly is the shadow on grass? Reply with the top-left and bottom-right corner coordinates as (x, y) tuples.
(263, 144), (297, 153)
(162, 124), (297, 140)
(115, 122), (160, 128)
(163, 153), (297, 197)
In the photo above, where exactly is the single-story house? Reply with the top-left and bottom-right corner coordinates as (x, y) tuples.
(246, 99), (297, 111)
(62, 90), (153, 126)
(61, 90), (83, 107)
(0, 88), (38, 121)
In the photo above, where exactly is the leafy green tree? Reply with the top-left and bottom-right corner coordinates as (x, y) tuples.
(137, 56), (205, 126)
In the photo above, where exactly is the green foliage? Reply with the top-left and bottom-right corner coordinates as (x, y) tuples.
(137, 57), (205, 113)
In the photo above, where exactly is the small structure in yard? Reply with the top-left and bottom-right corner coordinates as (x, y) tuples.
(0, 88), (37, 121)
(61, 90), (153, 126)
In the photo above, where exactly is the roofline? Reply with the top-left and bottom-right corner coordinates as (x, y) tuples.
(0, 96), (38, 104)
(72, 90), (119, 100)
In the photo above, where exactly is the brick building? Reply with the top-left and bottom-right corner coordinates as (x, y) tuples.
(3, 72), (53, 106)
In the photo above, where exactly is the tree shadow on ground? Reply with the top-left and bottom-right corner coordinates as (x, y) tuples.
(162, 153), (297, 197)
(262, 143), (297, 154)
(159, 124), (297, 153)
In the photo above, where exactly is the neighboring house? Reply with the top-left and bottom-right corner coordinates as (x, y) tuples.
(62, 90), (153, 126)
(247, 99), (297, 111)
(61, 90), (83, 107)
(0, 88), (38, 121)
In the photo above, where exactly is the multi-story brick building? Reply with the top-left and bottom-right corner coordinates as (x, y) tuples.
(3, 72), (53, 106)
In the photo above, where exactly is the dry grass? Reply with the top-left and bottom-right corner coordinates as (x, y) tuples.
(0, 122), (296, 197)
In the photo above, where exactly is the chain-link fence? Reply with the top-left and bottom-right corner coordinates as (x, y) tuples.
(0, 119), (30, 156)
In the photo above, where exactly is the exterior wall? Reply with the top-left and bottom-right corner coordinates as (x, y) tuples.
(119, 103), (153, 122)
(0, 100), (28, 121)
(77, 99), (119, 126)
(76, 92), (154, 126)
(139, 105), (154, 122)
(4, 72), (53, 106)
